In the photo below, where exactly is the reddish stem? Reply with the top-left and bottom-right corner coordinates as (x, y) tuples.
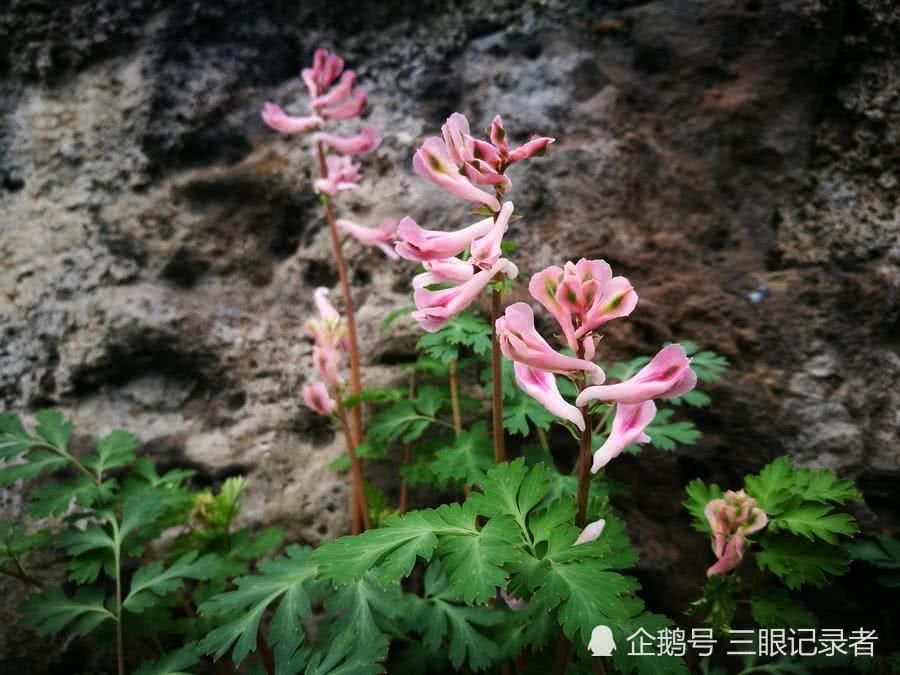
(315, 141), (369, 530)
(491, 287), (505, 463)
(336, 399), (371, 533)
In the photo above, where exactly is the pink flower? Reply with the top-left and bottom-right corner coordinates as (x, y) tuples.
(469, 201), (513, 269)
(413, 137), (501, 212)
(305, 288), (345, 349)
(314, 155), (362, 196)
(441, 112), (474, 167)
(315, 126), (381, 155)
(319, 88), (368, 121)
(704, 491), (768, 576)
(313, 345), (342, 387)
(488, 115), (555, 164)
(302, 48), (345, 98)
(575, 519), (606, 545)
(303, 382), (336, 416)
(707, 534), (746, 577)
(590, 400), (656, 473)
(412, 257), (477, 290)
(312, 70), (356, 109)
(394, 215), (495, 262)
(496, 303), (605, 383)
(528, 259), (637, 352)
(413, 259), (518, 332)
(577, 344), (697, 406)
(261, 103), (323, 134)
(508, 136), (556, 163)
(513, 362), (585, 431)
(337, 218), (398, 258)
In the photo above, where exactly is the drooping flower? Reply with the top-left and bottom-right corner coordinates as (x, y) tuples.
(704, 490), (768, 577)
(303, 382), (336, 416)
(318, 88), (368, 121)
(413, 137), (501, 212)
(302, 48), (345, 98)
(488, 115), (556, 165)
(496, 303), (605, 384)
(313, 155), (362, 196)
(577, 344), (697, 406)
(313, 345), (342, 387)
(413, 257), (475, 288)
(590, 400), (656, 473)
(575, 518), (607, 545)
(469, 201), (514, 269)
(394, 215), (495, 262)
(314, 126), (381, 155)
(513, 362), (585, 431)
(337, 218), (398, 259)
(261, 103), (323, 134)
(305, 287), (345, 350)
(413, 259), (518, 332)
(529, 259), (637, 353)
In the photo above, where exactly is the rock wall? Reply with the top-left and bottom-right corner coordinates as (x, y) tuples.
(1, 0), (898, 667)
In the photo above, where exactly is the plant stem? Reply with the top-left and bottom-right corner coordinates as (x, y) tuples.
(491, 287), (505, 463)
(399, 372), (416, 515)
(575, 409), (593, 528)
(335, 398), (371, 533)
(110, 518), (125, 675)
(315, 141), (369, 530)
(448, 359), (471, 496)
(0, 561), (43, 588)
(256, 631), (276, 675)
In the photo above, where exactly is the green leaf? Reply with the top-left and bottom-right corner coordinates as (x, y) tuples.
(414, 385), (445, 417)
(59, 524), (116, 557)
(303, 626), (386, 675)
(367, 401), (433, 448)
(468, 459), (548, 530)
(750, 587), (816, 628)
(343, 388), (405, 410)
(671, 389), (712, 408)
(0, 413), (39, 458)
(0, 450), (68, 485)
(34, 409), (74, 449)
(682, 479), (723, 534)
(28, 476), (116, 518)
(314, 510), (446, 584)
(329, 443), (388, 474)
(121, 488), (169, 539)
(134, 644), (202, 675)
(640, 408), (700, 451)
(381, 305), (415, 331)
(680, 344), (729, 383)
(430, 422), (494, 487)
(744, 456), (795, 515)
(199, 545), (316, 667)
(435, 502), (520, 604)
(85, 429), (139, 478)
(417, 311), (491, 364)
(415, 563), (502, 671)
(791, 466), (861, 504)
(768, 503), (857, 544)
(19, 587), (114, 637)
(603, 356), (651, 383)
(125, 552), (221, 612)
(756, 536), (850, 588)
(0, 522), (50, 561)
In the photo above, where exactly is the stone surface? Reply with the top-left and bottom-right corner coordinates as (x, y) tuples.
(1, 0), (900, 668)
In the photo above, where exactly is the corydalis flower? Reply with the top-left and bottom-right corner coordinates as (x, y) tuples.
(577, 344), (697, 406)
(395, 214), (495, 262)
(303, 382), (336, 416)
(314, 155), (362, 196)
(513, 363), (584, 431)
(590, 400), (656, 473)
(305, 287), (346, 351)
(413, 259), (518, 332)
(490, 115), (555, 164)
(260, 103), (322, 134)
(496, 303), (605, 384)
(575, 518), (606, 545)
(705, 490), (768, 577)
(314, 126), (380, 155)
(529, 259), (637, 355)
(413, 137), (501, 212)
(337, 218), (399, 259)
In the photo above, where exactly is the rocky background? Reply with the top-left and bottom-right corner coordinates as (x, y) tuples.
(1, 0), (899, 669)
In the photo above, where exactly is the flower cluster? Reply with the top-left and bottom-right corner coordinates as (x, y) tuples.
(302, 288), (348, 416)
(498, 259), (697, 472)
(704, 490), (768, 577)
(262, 48), (398, 257)
(398, 113), (554, 331)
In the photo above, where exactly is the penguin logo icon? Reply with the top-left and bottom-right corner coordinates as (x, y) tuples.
(588, 625), (616, 656)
